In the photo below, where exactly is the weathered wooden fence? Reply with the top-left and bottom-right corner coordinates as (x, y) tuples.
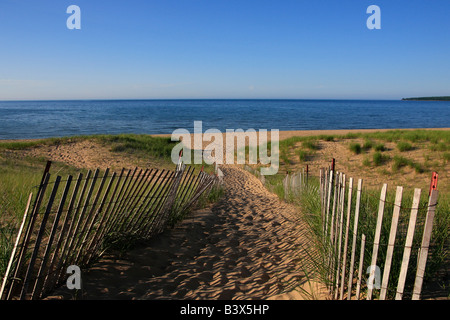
(319, 167), (439, 300)
(244, 165), (309, 199)
(282, 168), (308, 200)
(0, 161), (220, 300)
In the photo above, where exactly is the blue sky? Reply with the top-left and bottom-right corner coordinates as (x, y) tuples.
(0, 0), (449, 100)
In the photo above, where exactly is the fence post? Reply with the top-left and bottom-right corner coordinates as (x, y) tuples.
(429, 172), (438, 196)
(306, 165), (309, 186)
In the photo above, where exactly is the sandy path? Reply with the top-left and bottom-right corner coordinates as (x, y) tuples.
(49, 165), (322, 300)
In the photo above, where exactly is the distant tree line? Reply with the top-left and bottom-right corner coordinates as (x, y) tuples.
(402, 96), (450, 101)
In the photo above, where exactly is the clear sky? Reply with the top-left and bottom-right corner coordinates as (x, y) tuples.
(0, 0), (449, 100)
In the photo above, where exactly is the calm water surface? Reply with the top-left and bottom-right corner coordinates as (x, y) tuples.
(0, 99), (448, 139)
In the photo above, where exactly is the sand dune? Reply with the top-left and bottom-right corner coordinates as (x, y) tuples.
(49, 165), (327, 300)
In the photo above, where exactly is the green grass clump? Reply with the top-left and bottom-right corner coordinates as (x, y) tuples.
(429, 142), (448, 152)
(349, 143), (362, 154)
(343, 132), (361, 139)
(392, 156), (410, 171)
(97, 134), (178, 160)
(374, 143), (386, 152)
(359, 129), (450, 144)
(363, 157), (371, 167)
(443, 152), (450, 163)
(363, 140), (374, 150)
(397, 141), (414, 152)
(302, 140), (319, 151)
(373, 151), (390, 166)
(318, 135), (335, 142)
(392, 156), (424, 173)
(297, 150), (313, 163)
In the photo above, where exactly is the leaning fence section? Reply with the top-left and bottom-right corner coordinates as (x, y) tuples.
(0, 162), (220, 300)
(319, 167), (439, 300)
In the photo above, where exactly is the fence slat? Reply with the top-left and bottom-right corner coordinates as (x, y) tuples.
(366, 183), (387, 300)
(132, 170), (171, 234)
(329, 172), (339, 243)
(114, 168), (143, 230)
(45, 172), (83, 292)
(396, 188), (421, 300)
(339, 177), (353, 300)
(71, 169), (100, 263)
(347, 178), (363, 300)
(31, 175), (73, 299)
(75, 169), (110, 263)
(355, 234), (366, 300)
(412, 189), (439, 300)
(140, 170), (175, 236)
(6, 173), (50, 300)
(63, 170), (92, 269)
(20, 175), (61, 300)
(85, 171), (118, 264)
(325, 170), (334, 236)
(118, 169), (152, 233)
(334, 174), (346, 299)
(106, 168), (134, 234)
(0, 193), (33, 299)
(379, 186), (403, 300)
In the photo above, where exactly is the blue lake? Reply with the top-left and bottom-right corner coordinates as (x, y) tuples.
(0, 99), (448, 139)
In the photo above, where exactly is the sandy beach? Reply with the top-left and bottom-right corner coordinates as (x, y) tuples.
(48, 165), (325, 300)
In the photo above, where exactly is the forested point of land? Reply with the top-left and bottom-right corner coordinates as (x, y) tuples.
(402, 96), (450, 101)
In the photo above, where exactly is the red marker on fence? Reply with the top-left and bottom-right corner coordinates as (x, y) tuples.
(429, 172), (438, 196)
(331, 158), (336, 172)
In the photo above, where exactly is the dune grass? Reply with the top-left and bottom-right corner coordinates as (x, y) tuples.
(247, 129), (449, 298)
(349, 142), (362, 154)
(259, 171), (449, 299)
(397, 141), (414, 152)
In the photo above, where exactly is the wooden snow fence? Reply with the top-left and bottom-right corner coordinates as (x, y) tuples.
(319, 167), (439, 300)
(0, 161), (220, 300)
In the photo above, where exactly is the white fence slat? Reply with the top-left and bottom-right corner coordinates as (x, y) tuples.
(334, 174), (346, 299)
(412, 190), (439, 300)
(339, 177), (353, 300)
(347, 178), (363, 300)
(330, 172), (340, 242)
(379, 186), (403, 300)
(355, 234), (366, 300)
(395, 188), (421, 300)
(0, 193), (33, 299)
(366, 183), (387, 300)
(325, 170), (334, 236)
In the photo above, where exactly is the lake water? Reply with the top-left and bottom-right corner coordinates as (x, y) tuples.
(0, 99), (448, 140)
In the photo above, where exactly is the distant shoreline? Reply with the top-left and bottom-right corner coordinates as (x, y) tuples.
(2, 127), (449, 143)
(402, 96), (450, 101)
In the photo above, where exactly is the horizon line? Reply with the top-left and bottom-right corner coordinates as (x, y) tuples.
(0, 97), (408, 102)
